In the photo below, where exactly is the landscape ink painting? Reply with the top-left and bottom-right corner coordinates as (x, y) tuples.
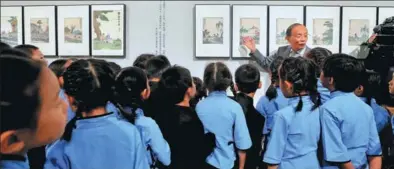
(239, 18), (260, 45)
(348, 19), (370, 46)
(312, 18), (334, 45)
(276, 18), (297, 45)
(92, 10), (123, 50)
(0, 16), (18, 46)
(30, 18), (49, 43)
(202, 17), (224, 44)
(64, 17), (83, 43)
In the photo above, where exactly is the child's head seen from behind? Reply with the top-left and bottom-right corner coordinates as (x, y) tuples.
(321, 54), (365, 92)
(203, 62), (232, 93)
(279, 57), (321, 111)
(159, 66), (195, 105)
(234, 64), (261, 95)
(0, 56), (67, 154)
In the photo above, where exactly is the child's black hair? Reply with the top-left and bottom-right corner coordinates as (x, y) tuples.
(14, 44), (39, 56)
(360, 70), (381, 105)
(108, 62), (122, 75)
(1, 48), (31, 59)
(190, 77), (207, 108)
(145, 56), (171, 79)
(0, 41), (11, 53)
(159, 65), (193, 105)
(266, 56), (285, 101)
(305, 47), (332, 78)
(1, 55), (41, 132)
(279, 57), (321, 112)
(322, 53), (366, 92)
(48, 59), (70, 78)
(133, 54), (155, 69)
(235, 64), (260, 94)
(114, 67), (148, 124)
(62, 59), (115, 141)
(203, 62), (233, 92)
(156, 55), (171, 65)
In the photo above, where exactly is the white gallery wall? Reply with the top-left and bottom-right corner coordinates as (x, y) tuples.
(2, 1), (394, 104)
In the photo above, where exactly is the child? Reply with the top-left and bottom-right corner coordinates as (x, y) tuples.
(233, 64), (265, 169)
(196, 62), (251, 169)
(354, 70), (389, 132)
(133, 54), (155, 70)
(305, 47), (332, 103)
(48, 59), (73, 88)
(45, 59), (149, 169)
(256, 56), (288, 143)
(113, 67), (171, 168)
(108, 61), (121, 75)
(14, 44), (47, 65)
(190, 76), (207, 108)
(320, 54), (381, 169)
(0, 56), (67, 169)
(0, 41), (11, 52)
(263, 57), (322, 169)
(144, 55), (171, 119)
(155, 66), (215, 169)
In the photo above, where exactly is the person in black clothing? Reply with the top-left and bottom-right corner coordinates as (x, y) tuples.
(155, 66), (215, 169)
(190, 77), (207, 109)
(230, 64), (265, 169)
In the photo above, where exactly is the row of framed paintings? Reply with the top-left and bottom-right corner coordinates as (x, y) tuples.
(0, 4), (126, 58)
(194, 5), (394, 58)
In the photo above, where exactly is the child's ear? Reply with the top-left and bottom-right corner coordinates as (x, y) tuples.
(66, 95), (77, 112)
(258, 81), (262, 89)
(59, 76), (64, 87)
(141, 88), (150, 100)
(354, 85), (364, 96)
(0, 130), (25, 154)
(329, 77), (334, 86)
(284, 80), (293, 92)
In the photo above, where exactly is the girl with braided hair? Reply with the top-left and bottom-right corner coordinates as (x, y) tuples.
(113, 67), (171, 168)
(45, 59), (149, 169)
(263, 57), (322, 169)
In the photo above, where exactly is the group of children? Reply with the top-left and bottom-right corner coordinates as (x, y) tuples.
(1, 41), (394, 169)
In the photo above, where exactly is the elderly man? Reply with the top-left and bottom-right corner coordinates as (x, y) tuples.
(243, 23), (310, 71)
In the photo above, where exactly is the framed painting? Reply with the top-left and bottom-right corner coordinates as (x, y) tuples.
(232, 5), (267, 58)
(57, 5), (90, 57)
(378, 7), (394, 24)
(195, 4), (231, 58)
(23, 6), (57, 57)
(269, 5), (304, 54)
(91, 4), (126, 58)
(1, 6), (23, 47)
(341, 7), (377, 55)
(306, 6), (341, 53)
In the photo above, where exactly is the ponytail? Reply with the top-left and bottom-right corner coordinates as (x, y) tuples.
(310, 89), (322, 111)
(295, 94), (303, 112)
(266, 85), (278, 101)
(62, 105), (83, 142)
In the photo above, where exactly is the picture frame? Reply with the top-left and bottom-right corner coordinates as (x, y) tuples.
(194, 4), (231, 58)
(1, 6), (24, 47)
(268, 5), (304, 55)
(57, 5), (90, 57)
(305, 6), (341, 53)
(90, 4), (126, 58)
(232, 5), (267, 58)
(341, 6), (377, 55)
(23, 6), (57, 57)
(378, 7), (394, 24)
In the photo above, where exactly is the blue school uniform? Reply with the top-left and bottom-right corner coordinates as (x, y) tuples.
(130, 107), (171, 166)
(45, 112), (150, 169)
(317, 79), (330, 104)
(0, 155), (29, 169)
(263, 96), (320, 169)
(320, 91), (381, 169)
(196, 91), (252, 169)
(359, 97), (389, 132)
(256, 87), (289, 135)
